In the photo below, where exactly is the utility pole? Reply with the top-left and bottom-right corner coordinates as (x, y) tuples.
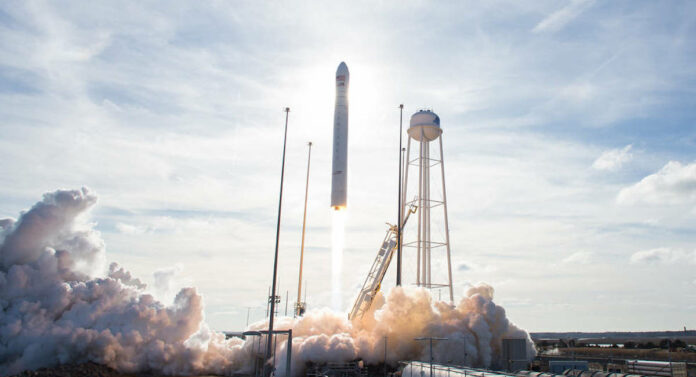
(397, 104), (404, 286)
(415, 337), (448, 377)
(384, 336), (388, 377)
(668, 339), (673, 377)
(265, 107), (290, 377)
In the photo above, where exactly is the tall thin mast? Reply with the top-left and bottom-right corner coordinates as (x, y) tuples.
(296, 142), (312, 317)
(265, 107), (290, 377)
(397, 104), (404, 286)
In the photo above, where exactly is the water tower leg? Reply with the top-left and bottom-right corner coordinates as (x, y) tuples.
(425, 140), (431, 288)
(417, 139), (423, 286)
(438, 136), (454, 303)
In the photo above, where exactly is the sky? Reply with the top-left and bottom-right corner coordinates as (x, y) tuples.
(0, 0), (695, 333)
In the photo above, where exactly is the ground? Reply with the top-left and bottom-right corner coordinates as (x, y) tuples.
(7, 363), (230, 377)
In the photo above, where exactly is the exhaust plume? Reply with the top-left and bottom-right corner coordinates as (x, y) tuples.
(0, 189), (534, 376)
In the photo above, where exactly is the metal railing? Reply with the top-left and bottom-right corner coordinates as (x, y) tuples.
(401, 361), (520, 377)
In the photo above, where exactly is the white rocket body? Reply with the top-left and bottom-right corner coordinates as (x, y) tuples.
(331, 62), (349, 210)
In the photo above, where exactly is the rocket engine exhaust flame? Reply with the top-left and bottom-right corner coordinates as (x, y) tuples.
(331, 208), (346, 311)
(0, 189), (535, 377)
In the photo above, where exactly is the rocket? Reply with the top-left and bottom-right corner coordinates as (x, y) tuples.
(331, 62), (349, 210)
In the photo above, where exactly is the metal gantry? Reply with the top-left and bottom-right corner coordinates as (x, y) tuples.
(348, 204), (417, 321)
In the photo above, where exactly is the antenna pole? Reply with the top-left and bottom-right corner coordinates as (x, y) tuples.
(397, 104), (404, 286)
(296, 142), (312, 317)
(265, 107), (290, 377)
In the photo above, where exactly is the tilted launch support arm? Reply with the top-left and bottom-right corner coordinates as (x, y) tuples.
(348, 205), (417, 321)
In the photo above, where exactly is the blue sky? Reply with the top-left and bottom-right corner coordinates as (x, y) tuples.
(0, 0), (695, 332)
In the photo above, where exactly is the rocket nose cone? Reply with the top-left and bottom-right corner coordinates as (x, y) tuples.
(336, 62), (349, 76)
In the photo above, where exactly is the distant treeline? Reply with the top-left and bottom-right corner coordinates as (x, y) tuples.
(536, 338), (691, 350)
(531, 331), (696, 339)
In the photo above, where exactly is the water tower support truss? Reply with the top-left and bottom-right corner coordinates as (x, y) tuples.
(401, 110), (454, 302)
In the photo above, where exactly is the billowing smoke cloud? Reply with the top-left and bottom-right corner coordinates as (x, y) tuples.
(0, 189), (534, 376)
(267, 285), (536, 377)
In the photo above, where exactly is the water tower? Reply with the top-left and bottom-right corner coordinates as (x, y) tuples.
(401, 110), (454, 302)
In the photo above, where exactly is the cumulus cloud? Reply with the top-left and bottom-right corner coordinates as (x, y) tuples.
(533, 0), (596, 34)
(562, 251), (593, 264)
(592, 145), (633, 171)
(0, 189), (535, 376)
(617, 161), (696, 205)
(629, 247), (696, 265)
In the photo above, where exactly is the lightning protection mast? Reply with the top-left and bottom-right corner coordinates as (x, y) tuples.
(265, 107), (290, 377)
(295, 142), (312, 317)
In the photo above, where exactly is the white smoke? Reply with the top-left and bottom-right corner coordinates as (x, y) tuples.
(266, 286), (536, 377)
(0, 188), (246, 376)
(0, 189), (535, 376)
(153, 264), (185, 304)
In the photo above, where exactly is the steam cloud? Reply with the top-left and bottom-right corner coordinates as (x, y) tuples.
(0, 189), (534, 376)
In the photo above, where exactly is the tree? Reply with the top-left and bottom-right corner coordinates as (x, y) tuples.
(659, 339), (671, 349)
(638, 342), (656, 349)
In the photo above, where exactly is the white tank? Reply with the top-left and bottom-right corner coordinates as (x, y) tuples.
(407, 110), (441, 142)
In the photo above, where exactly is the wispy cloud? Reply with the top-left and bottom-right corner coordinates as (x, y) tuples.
(562, 251), (594, 264)
(593, 145), (633, 171)
(617, 161), (696, 205)
(115, 222), (148, 235)
(532, 0), (596, 34)
(630, 247), (696, 265)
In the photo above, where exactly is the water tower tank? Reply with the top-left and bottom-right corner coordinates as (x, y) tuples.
(408, 110), (441, 142)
